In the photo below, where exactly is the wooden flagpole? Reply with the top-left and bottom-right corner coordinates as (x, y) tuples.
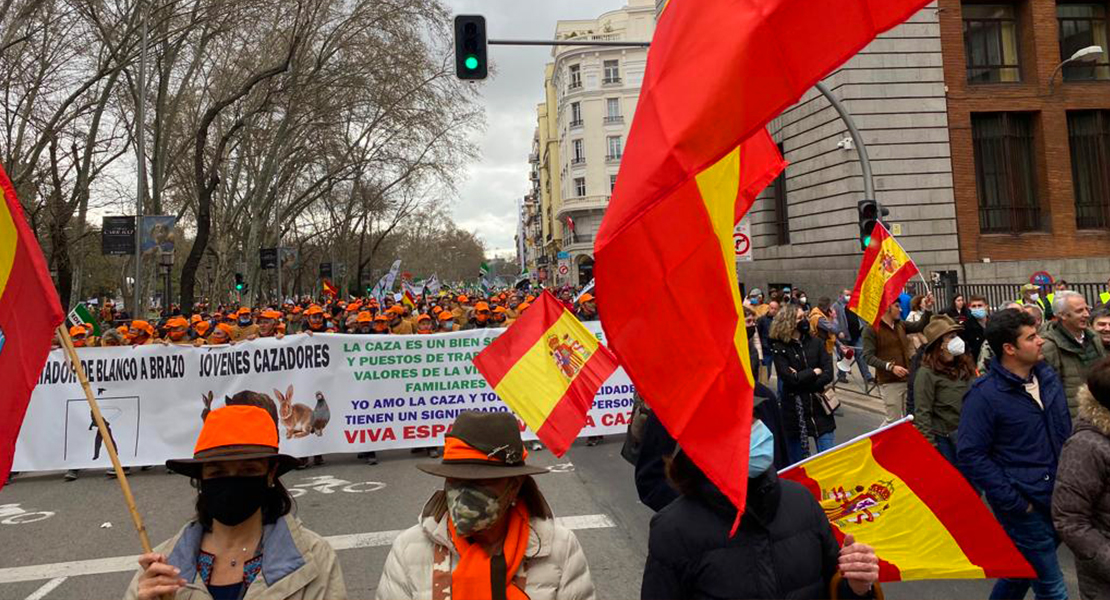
(55, 325), (154, 554)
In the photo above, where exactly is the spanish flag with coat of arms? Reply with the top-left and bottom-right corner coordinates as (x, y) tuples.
(779, 419), (1035, 581)
(472, 290), (618, 457)
(594, 0), (934, 518)
(0, 164), (66, 488)
(848, 222), (919, 327)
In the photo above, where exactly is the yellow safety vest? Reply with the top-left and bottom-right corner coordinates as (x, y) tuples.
(1101, 290), (1110, 306)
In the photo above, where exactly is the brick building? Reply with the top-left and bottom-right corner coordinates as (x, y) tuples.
(743, 1), (1110, 298)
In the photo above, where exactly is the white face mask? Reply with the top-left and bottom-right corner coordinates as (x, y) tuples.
(946, 336), (966, 357)
(1029, 293), (1040, 303)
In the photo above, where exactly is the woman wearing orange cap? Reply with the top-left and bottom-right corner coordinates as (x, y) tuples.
(415, 314), (435, 334)
(253, 310), (285, 340)
(70, 325), (96, 348)
(162, 317), (193, 345)
(125, 405), (346, 600)
(437, 310), (459, 333)
(201, 323), (236, 346)
(129, 320), (156, 345)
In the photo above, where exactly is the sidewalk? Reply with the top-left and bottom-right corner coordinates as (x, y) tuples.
(766, 369), (885, 416)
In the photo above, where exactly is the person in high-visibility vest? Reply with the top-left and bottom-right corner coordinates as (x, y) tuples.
(1017, 283), (1054, 321)
(1100, 276), (1110, 307)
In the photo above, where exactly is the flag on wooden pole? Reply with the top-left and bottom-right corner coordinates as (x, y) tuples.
(847, 223), (919, 327)
(0, 165), (65, 487)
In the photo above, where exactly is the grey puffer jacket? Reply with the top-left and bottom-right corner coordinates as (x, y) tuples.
(1053, 387), (1110, 600)
(123, 515), (346, 600)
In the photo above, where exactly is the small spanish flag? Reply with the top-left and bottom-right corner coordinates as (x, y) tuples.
(321, 278), (338, 298)
(847, 223), (919, 327)
(472, 290), (618, 457)
(779, 420), (1035, 582)
(0, 164), (65, 487)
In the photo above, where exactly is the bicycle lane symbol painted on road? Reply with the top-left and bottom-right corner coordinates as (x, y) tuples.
(287, 475), (386, 498)
(0, 503), (55, 525)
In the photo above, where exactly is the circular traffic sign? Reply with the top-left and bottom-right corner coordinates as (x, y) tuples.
(1030, 271), (1054, 287)
(733, 232), (750, 256)
(558, 264), (570, 275)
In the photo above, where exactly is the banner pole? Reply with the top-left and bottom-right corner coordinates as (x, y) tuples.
(55, 325), (154, 554)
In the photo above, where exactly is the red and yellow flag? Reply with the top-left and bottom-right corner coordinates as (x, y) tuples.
(0, 165), (65, 487)
(472, 290), (618, 457)
(594, 0), (932, 517)
(780, 421), (1035, 582)
(848, 223), (919, 327)
(322, 278), (338, 298)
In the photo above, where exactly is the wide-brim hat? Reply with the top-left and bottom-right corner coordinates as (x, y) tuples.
(923, 315), (963, 349)
(166, 405), (300, 479)
(417, 411), (549, 479)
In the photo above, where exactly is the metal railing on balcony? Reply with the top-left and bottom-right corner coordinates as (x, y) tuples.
(602, 77), (622, 85)
(603, 115), (623, 124)
(569, 119), (583, 128)
(528, 153), (539, 163)
(567, 81), (582, 92)
(571, 157), (586, 166)
(605, 153), (622, 163)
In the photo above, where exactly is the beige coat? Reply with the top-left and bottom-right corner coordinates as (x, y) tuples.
(376, 480), (595, 600)
(124, 515), (346, 600)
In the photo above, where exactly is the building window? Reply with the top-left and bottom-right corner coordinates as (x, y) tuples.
(570, 102), (582, 127)
(1058, 4), (1110, 81)
(568, 64), (582, 90)
(603, 60), (621, 84)
(963, 4), (1020, 83)
(971, 112), (1041, 233)
(606, 136), (622, 161)
(610, 174), (618, 193)
(574, 177), (586, 197)
(571, 139), (585, 165)
(1068, 110), (1110, 229)
(771, 143), (789, 245)
(604, 98), (622, 124)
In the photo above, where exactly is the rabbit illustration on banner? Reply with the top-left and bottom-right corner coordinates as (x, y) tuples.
(276, 386), (314, 439)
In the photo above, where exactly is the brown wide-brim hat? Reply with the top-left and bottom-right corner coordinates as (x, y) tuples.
(166, 405), (301, 479)
(417, 411), (549, 480)
(923, 315), (963, 349)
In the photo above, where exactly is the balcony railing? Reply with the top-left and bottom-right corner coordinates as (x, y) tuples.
(602, 76), (622, 86)
(605, 153), (622, 163)
(571, 157), (586, 166)
(569, 119), (583, 128)
(528, 152), (539, 163)
(567, 81), (582, 92)
(603, 115), (623, 124)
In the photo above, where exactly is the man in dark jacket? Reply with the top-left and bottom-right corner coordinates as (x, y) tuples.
(958, 308), (1072, 600)
(756, 300), (780, 384)
(863, 297), (933, 425)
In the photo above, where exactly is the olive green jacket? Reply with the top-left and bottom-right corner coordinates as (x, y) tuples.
(912, 365), (971, 445)
(1042, 321), (1106, 419)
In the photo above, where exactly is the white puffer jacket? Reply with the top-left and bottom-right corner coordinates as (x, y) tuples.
(376, 478), (595, 600)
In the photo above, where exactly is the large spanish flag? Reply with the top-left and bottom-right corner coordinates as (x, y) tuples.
(847, 223), (919, 327)
(595, 0), (932, 516)
(0, 164), (65, 488)
(472, 290), (618, 457)
(780, 420), (1035, 581)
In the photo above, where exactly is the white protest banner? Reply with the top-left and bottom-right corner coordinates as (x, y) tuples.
(13, 323), (635, 471)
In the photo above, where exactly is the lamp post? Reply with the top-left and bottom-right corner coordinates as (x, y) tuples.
(1049, 45), (1105, 93)
(158, 251), (174, 316)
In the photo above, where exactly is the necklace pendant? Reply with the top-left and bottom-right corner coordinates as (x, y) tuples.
(230, 558), (237, 567)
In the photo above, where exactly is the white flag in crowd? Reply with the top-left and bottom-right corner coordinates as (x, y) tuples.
(370, 260), (402, 301)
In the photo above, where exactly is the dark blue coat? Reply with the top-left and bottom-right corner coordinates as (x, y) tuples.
(957, 359), (1072, 516)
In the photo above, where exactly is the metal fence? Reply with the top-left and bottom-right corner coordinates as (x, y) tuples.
(904, 281), (1107, 311)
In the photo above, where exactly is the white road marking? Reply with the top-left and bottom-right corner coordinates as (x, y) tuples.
(0, 514), (616, 585)
(23, 577), (66, 600)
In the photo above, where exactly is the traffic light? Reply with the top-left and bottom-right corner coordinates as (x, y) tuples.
(234, 273), (245, 292)
(454, 15), (487, 80)
(857, 199), (889, 250)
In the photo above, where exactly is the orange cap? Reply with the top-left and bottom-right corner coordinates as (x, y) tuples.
(193, 405), (278, 454)
(457, 295), (468, 303)
(305, 305), (324, 316)
(517, 302), (531, 311)
(578, 293), (594, 303)
(438, 311), (455, 322)
(357, 311), (374, 323)
(388, 305), (405, 315)
(431, 305), (443, 315)
(292, 306), (303, 314)
(525, 295), (536, 302)
(374, 314), (390, 322)
(260, 309), (283, 320)
(475, 302), (490, 312)
(194, 321), (211, 336)
(131, 320), (154, 335)
(214, 323), (234, 337)
(166, 316), (189, 328)
(347, 303), (362, 312)
(69, 324), (88, 337)
(417, 314), (432, 322)
(493, 306), (507, 314)
(190, 314), (202, 323)
(237, 307), (251, 315)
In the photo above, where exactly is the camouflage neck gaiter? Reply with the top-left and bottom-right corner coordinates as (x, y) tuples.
(445, 480), (515, 537)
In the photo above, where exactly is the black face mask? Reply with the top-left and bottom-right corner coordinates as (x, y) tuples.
(796, 320), (811, 335)
(200, 476), (268, 526)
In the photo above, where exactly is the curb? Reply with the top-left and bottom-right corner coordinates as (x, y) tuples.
(832, 384), (884, 416)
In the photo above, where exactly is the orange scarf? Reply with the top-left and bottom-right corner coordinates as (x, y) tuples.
(448, 502), (531, 600)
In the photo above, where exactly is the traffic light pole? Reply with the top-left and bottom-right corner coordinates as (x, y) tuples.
(814, 81), (875, 203)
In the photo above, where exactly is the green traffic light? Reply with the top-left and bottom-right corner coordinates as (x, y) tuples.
(464, 55), (479, 70)
(863, 235), (872, 248)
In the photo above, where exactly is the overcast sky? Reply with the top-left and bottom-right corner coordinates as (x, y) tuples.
(443, 0), (628, 258)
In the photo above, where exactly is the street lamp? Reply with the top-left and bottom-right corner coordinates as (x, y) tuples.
(158, 251), (174, 315)
(1049, 45), (1105, 93)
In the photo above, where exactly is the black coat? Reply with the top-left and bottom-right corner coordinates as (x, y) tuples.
(642, 470), (867, 600)
(771, 335), (835, 439)
(635, 384), (791, 513)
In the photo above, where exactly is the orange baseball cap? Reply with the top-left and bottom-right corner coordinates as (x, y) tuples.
(517, 302), (531, 311)
(525, 295), (536, 302)
(493, 306), (507, 314)
(130, 320), (154, 336)
(432, 305), (443, 315)
(260, 309), (283, 320)
(190, 314), (202, 323)
(69, 324), (88, 337)
(237, 307), (251, 315)
(374, 314), (390, 322)
(438, 311), (455, 322)
(457, 295), (469, 303)
(305, 305), (324, 316)
(357, 311), (374, 323)
(165, 405), (298, 478)
(214, 323), (234, 337)
(475, 302), (490, 312)
(194, 321), (211, 336)
(578, 293), (594, 303)
(417, 314), (432, 322)
(166, 316), (189, 328)
(292, 306), (303, 314)
(388, 305), (405, 315)
(347, 303), (362, 312)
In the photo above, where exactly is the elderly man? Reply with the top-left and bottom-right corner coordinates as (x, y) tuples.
(1042, 290), (1106, 418)
(1018, 283), (1054, 321)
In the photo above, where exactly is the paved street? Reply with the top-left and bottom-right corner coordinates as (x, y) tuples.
(0, 401), (1080, 600)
